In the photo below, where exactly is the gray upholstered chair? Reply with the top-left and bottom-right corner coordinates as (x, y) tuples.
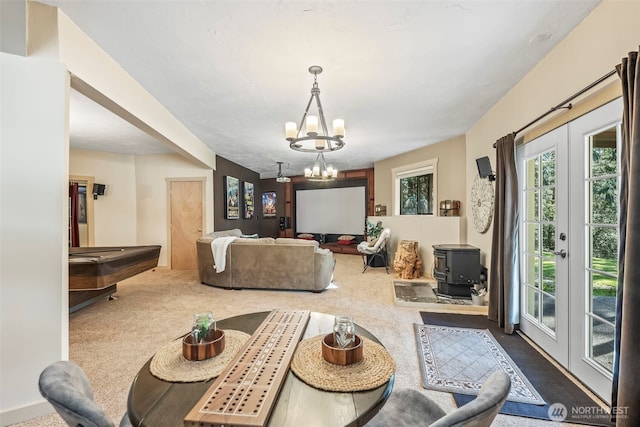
(38, 360), (132, 427)
(357, 227), (391, 273)
(366, 370), (511, 427)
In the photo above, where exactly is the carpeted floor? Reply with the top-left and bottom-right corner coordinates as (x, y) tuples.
(14, 255), (593, 426)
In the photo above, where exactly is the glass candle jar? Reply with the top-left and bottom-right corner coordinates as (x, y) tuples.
(191, 311), (215, 344)
(333, 315), (355, 349)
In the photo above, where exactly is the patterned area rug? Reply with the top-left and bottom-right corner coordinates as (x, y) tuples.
(414, 324), (545, 405)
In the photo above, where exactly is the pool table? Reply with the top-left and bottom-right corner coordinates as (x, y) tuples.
(68, 245), (161, 312)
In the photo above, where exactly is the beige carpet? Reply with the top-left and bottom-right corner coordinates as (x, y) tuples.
(14, 254), (578, 427)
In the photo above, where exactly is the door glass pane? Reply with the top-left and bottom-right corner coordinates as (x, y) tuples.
(591, 272), (616, 318)
(590, 130), (617, 177)
(591, 227), (618, 263)
(590, 178), (617, 224)
(524, 255), (540, 288)
(541, 151), (556, 185)
(590, 316), (615, 371)
(542, 188), (555, 221)
(542, 257), (556, 295)
(525, 190), (539, 221)
(526, 157), (539, 188)
(525, 223), (539, 253)
(542, 224), (555, 254)
(526, 286), (539, 318)
(542, 294), (556, 332)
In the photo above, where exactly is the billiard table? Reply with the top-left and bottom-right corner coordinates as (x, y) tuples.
(68, 245), (161, 312)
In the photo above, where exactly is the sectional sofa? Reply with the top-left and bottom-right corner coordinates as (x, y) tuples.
(196, 229), (335, 292)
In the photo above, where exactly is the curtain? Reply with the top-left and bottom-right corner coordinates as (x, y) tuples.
(611, 48), (639, 426)
(488, 133), (519, 334)
(69, 182), (80, 247)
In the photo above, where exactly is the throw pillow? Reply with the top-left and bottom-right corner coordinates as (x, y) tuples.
(298, 233), (314, 240)
(368, 237), (379, 247)
(337, 235), (355, 241)
(240, 233), (259, 238)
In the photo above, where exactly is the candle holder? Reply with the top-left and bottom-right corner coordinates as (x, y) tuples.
(322, 333), (363, 365)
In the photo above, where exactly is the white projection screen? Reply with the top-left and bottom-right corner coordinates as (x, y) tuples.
(296, 186), (366, 235)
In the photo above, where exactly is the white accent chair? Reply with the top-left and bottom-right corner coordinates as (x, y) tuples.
(357, 228), (391, 273)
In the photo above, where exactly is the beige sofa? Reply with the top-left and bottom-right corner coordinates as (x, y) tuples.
(196, 229), (334, 292)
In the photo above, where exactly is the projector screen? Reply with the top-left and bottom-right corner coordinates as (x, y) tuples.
(296, 186), (366, 235)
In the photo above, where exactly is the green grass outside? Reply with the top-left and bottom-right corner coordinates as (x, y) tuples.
(540, 255), (617, 297)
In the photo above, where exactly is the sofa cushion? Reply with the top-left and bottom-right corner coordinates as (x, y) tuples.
(233, 237), (275, 245)
(276, 238), (319, 247)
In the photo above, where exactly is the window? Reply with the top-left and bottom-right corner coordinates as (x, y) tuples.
(392, 158), (438, 216)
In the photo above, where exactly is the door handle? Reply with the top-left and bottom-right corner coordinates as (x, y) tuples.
(553, 249), (567, 259)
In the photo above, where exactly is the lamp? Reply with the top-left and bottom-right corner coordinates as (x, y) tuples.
(285, 66), (345, 153)
(304, 152), (338, 181)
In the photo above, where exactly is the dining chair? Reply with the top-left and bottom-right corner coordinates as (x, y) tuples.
(38, 360), (132, 427)
(357, 227), (391, 273)
(365, 370), (511, 427)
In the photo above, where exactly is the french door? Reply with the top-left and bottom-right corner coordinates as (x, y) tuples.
(518, 99), (622, 402)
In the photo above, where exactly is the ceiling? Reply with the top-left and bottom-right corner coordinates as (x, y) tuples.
(48, 0), (602, 178)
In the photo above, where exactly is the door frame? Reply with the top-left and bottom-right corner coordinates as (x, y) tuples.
(166, 177), (206, 269)
(69, 174), (95, 247)
(567, 98), (622, 402)
(517, 125), (570, 367)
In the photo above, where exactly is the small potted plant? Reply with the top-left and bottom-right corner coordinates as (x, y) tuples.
(366, 219), (383, 240)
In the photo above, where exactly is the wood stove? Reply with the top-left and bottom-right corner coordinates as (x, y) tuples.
(432, 244), (481, 297)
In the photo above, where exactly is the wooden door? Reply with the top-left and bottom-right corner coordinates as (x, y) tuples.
(170, 180), (203, 270)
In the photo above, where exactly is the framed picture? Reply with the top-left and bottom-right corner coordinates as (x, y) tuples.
(262, 191), (277, 218)
(244, 182), (255, 219)
(224, 176), (240, 219)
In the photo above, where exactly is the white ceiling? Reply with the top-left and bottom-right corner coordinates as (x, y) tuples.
(49, 0), (602, 178)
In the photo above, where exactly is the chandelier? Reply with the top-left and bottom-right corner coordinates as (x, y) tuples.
(285, 65), (345, 153)
(304, 152), (338, 181)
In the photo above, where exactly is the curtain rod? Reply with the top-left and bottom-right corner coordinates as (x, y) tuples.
(493, 68), (618, 148)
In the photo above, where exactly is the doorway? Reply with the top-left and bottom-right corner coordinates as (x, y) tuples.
(517, 98), (622, 402)
(168, 179), (204, 270)
(69, 175), (95, 247)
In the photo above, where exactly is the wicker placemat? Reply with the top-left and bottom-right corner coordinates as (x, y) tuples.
(150, 329), (251, 382)
(291, 334), (395, 392)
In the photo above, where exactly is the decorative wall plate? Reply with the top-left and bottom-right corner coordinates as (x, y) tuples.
(470, 175), (494, 234)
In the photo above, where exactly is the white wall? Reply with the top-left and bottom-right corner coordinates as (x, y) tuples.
(70, 151), (214, 266)
(70, 150), (137, 246)
(465, 0), (640, 268)
(135, 154), (215, 266)
(0, 53), (69, 424)
(372, 215), (465, 278)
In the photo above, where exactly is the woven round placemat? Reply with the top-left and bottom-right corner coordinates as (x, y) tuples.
(291, 334), (395, 392)
(150, 329), (250, 383)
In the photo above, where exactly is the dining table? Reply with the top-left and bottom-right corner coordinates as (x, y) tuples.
(125, 310), (394, 427)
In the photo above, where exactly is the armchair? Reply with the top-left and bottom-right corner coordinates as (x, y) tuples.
(357, 227), (391, 273)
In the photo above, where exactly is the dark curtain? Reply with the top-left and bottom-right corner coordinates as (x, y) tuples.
(488, 133), (519, 334)
(69, 182), (80, 247)
(611, 48), (639, 426)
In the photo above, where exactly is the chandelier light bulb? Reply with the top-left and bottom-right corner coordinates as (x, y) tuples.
(332, 119), (345, 138)
(285, 122), (297, 140)
(306, 115), (318, 135)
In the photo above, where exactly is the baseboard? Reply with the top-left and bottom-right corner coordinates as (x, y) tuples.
(1, 400), (53, 426)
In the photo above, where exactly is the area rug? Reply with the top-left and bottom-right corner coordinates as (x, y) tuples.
(420, 312), (615, 426)
(414, 324), (545, 405)
(393, 281), (474, 308)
